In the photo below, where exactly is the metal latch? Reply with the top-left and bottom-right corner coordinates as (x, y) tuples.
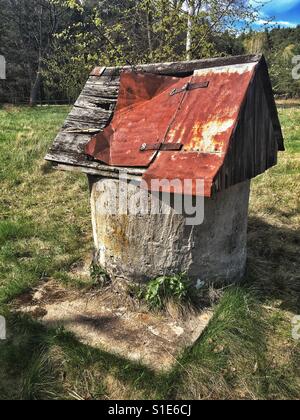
(140, 143), (183, 152)
(170, 81), (209, 96)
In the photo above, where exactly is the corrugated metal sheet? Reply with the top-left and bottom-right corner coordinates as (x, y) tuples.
(85, 72), (184, 167)
(84, 61), (279, 197)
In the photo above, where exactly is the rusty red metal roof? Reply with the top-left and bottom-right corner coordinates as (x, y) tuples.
(84, 60), (282, 197)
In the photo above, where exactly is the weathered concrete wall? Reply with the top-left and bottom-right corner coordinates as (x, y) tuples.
(88, 176), (250, 285)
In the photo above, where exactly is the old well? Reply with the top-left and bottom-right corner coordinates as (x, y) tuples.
(46, 55), (284, 287)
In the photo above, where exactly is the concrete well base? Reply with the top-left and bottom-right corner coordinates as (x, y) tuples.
(88, 176), (251, 285)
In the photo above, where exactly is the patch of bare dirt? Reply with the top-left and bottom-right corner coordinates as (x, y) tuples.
(14, 279), (213, 371)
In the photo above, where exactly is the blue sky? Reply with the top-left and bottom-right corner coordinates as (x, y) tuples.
(253, 0), (300, 28)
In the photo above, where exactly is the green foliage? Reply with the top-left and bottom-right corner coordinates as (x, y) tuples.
(242, 27), (300, 97)
(143, 273), (194, 310)
(0, 0), (261, 103)
(269, 44), (300, 97)
(0, 0), (76, 103)
(3, 1), (300, 102)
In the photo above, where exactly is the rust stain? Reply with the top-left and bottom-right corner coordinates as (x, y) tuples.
(184, 119), (235, 153)
(85, 62), (257, 197)
(97, 215), (130, 257)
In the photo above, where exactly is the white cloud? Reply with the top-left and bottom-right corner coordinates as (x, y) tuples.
(251, 0), (300, 13)
(250, 0), (300, 28)
(256, 19), (297, 28)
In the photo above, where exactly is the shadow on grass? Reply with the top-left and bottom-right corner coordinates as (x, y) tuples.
(0, 311), (174, 400)
(247, 216), (300, 313)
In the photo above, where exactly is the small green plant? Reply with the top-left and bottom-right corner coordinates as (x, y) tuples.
(90, 263), (111, 288)
(143, 273), (193, 311)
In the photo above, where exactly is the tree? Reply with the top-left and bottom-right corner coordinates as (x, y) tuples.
(0, 0), (264, 103)
(243, 26), (300, 97)
(186, 0), (196, 60)
(172, 0), (262, 60)
(0, 0), (73, 104)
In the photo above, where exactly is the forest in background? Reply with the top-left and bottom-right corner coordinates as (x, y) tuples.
(0, 0), (299, 105)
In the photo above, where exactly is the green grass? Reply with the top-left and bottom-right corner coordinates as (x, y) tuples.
(0, 105), (91, 304)
(277, 102), (300, 154)
(0, 104), (299, 400)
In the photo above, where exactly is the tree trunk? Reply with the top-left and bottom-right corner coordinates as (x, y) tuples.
(146, 10), (153, 58)
(30, 4), (43, 106)
(29, 71), (42, 106)
(186, 0), (196, 60)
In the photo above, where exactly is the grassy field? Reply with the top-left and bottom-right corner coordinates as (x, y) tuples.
(0, 103), (299, 400)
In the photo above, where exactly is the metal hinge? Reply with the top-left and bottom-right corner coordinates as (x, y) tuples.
(140, 142), (183, 152)
(170, 81), (209, 96)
